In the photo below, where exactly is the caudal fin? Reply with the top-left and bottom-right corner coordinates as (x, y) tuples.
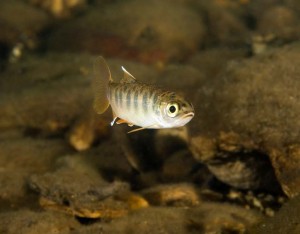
(92, 56), (112, 114)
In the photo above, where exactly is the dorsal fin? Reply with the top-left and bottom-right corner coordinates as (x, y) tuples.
(121, 66), (137, 83)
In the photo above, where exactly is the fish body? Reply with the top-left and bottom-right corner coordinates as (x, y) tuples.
(92, 57), (194, 132)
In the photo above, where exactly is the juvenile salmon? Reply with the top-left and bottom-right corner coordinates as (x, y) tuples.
(92, 57), (194, 133)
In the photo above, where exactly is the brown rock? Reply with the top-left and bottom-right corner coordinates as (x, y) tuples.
(161, 150), (199, 183)
(187, 47), (246, 80)
(0, 137), (71, 206)
(257, 6), (300, 41)
(0, 210), (79, 234)
(141, 183), (201, 206)
(190, 43), (300, 196)
(269, 146), (300, 197)
(0, 53), (93, 132)
(28, 155), (131, 218)
(249, 195), (300, 234)
(29, 0), (87, 18)
(197, 1), (250, 46)
(0, 137), (70, 172)
(48, 0), (205, 63)
(154, 127), (190, 160)
(0, 0), (50, 47)
(190, 136), (217, 162)
(74, 204), (261, 233)
(285, 0), (300, 14)
(67, 106), (110, 151)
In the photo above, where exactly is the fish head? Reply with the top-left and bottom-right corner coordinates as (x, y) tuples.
(158, 92), (194, 128)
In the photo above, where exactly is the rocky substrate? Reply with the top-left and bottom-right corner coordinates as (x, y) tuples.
(1, 0), (300, 233)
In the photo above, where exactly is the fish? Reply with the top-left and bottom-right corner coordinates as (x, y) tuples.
(92, 56), (194, 133)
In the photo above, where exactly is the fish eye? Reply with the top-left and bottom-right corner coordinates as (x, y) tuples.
(167, 103), (179, 117)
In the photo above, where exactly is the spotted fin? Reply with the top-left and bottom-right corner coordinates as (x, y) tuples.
(93, 57), (112, 114)
(120, 66), (136, 83)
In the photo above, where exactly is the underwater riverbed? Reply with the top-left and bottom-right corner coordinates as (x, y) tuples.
(1, 0), (300, 233)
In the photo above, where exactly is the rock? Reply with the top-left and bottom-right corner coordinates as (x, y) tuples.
(0, 210), (79, 234)
(246, 3), (300, 55)
(28, 155), (132, 218)
(0, 137), (70, 173)
(190, 43), (300, 197)
(196, 1), (250, 46)
(154, 127), (190, 160)
(187, 47), (246, 80)
(0, 53), (93, 133)
(206, 147), (281, 192)
(269, 146), (300, 197)
(0, 170), (30, 206)
(87, 139), (133, 181)
(67, 106), (109, 151)
(0, 136), (71, 206)
(141, 183), (201, 206)
(249, 195), (300, 234)
(257, 6), (300, 42)
(250, 34), (279, 55)
(0, 128), (24, 140)
(48, 0), (205, 63)
(29, 0), (87, 18)
(226, 190), (285, 216)
(161, 150), (199, 183)
(246, 0), (281, 19)
(284, 0), (300, 14)
(191, 133), (281, 193)
(74, 204), (261, 234)
(158, 64), (205, 93)
(0, 0), (50, 56)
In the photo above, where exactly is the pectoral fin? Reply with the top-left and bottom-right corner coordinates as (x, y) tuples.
(111, 111), (118, 126)
(111, 117), (118, 126)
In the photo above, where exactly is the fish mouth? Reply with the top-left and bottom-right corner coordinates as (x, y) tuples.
(183, 112), (195, 118)
(173, 112), (194, 126)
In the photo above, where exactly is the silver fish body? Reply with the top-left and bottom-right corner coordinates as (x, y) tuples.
(92, 57), (194, 132)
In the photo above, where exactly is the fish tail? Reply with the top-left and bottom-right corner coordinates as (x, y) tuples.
(92, 56), (112, 114)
